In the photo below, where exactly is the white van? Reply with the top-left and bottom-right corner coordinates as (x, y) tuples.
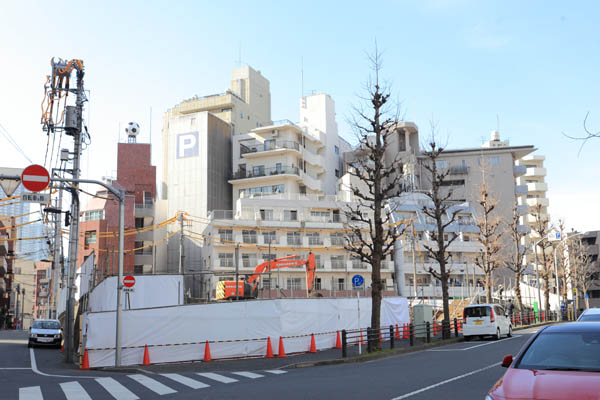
(462, 304), (512, 341)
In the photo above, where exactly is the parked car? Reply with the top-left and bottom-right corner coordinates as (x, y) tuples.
(577, 308), (600, 322)
(28, 319), (62, 348)
(462, 303), (512, 341)
(487, 322), (600, 399)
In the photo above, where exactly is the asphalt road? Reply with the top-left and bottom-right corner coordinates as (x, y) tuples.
(0, 327), (541, 400)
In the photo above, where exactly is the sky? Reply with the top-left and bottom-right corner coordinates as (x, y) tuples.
(0, 0), (599, 232)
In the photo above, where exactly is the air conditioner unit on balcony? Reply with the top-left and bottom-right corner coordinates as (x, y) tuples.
(272, 129), (279, 137)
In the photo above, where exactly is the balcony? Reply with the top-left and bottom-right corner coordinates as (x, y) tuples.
(240, 140), (301, 157)
(448, 166), (469, 175)
(230, 165), (300, 181)
(331, 260), (346, 270)
(134, 203), (154, 218)
(301, 171), (323, 192)
(526, 197), (549, 207)
(526, 167), (546, 177)
(516, 204), (529, 216)
(210, 210), (233, 220)
(134, 250), (153, 265)
(527, 182), (548, 192)
(515, 185), (528, 195)
(302, 150), (325, 169)
(286, 237), (302, 246)
(307, 236), (324, 246)
(513, 165), (527, 177)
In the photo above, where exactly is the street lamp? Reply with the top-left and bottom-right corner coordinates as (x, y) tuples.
(553, 231), (589, 320)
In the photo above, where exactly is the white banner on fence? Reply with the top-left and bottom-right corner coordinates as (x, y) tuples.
(84, 297), (409, 367)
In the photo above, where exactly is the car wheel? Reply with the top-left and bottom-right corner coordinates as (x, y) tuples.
(27, 341), (32, 348)
(507, 326), (512, 337)
(495, 328), (501, 340)
(464, 335), (472, 342)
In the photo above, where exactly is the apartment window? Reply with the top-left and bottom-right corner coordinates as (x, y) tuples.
(335, 169), (340, 178)
(462, 234), (471, 242)
(262, 278), (272, 290)
(334, 145), (339, 154)
(352, 256), (367, 269)
(283, 210), (298, 221)
(262, 253), (276, 261)
(306, 232), (322, 246)
(331, 255), (346, 270)
(275, 163), (282, 173)
(260, 209), (273, 221)
(264, 139), (275, 150)
(218, 229), (233, 242)
(14, 267), (22, 275)
(314, 278), (322, 290)
(84, 231), (97, 248)
(478, 156), (500, 166)
(330, 232), (344, 246)
(134, 265), (143, 274)
(218, 253), (234, 268)
(262, 231), (277, 244)
(240, 112), (243, 118)
(439, 179), (465, 186)
(287, 278), (302, 290)
(242, 230), (257, 243)
(337, 278), (345, 291)
(135, 217), (144, 229)
(252, 165), (265, 176)
(83, 210), (104, 221)
(315, 255), (323, 269)
(287, 231), (301, 246)
(435, 160), (449, 169)
(242, 253), (257, 268)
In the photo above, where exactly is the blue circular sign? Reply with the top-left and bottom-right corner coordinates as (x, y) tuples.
(352, 275), (364, 287)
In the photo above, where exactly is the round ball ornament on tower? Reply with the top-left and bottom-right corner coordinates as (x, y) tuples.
(125, 122), (140, 136)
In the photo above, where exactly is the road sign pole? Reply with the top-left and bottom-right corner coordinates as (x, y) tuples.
(115, 189), (125, 367)
(357, 289), (361, 355)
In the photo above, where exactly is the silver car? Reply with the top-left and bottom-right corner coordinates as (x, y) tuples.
(577, 308), (600, 322)
(28, 319), (62, 348)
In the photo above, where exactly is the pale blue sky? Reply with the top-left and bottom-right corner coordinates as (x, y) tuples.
(0, 1), (598, 230)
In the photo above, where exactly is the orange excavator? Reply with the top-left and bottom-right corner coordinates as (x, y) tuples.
(216, 252), (316, 300)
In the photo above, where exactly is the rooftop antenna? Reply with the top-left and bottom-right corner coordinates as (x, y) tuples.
(496, 113), (500, 133)
(301, 56), (304, 98)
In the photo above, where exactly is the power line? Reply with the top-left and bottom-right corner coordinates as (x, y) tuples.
(0, 120), (33, 164)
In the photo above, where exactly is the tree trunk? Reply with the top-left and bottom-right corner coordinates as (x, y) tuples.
(440, 261), (451, 339)
(514, 270), (523, 311)
(543, 279), (550, 317)
(485, 271), (492, 304)
(371, 253), (382, 350)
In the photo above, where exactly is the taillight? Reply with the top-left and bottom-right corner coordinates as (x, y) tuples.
(490, 307), (495, 323)
(463, 311), (466, 323)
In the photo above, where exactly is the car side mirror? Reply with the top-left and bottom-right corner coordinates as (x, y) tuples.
(501, 355), (513, 368)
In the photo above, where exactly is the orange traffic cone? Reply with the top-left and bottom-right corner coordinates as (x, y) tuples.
(309, 333), (317, 353)
(360, 331), (365, 345)
(403, 323), (409, 339)
(80, 349), (90, 370)
(203, 341), (212, 362)
(142, 344), (150, 366)
(278, 336), (287, 358)
(395, 324), (401, 339)
(265, 337), (274, 358)
(379, 330), (384, 343)
(335, 331), (342, 349)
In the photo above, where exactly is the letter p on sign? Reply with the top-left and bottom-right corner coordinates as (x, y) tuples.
(177, 132), (199, 158)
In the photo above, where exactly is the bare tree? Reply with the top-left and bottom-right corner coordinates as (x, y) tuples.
(530, 203), (553, 316)
(420, 126), (459, 339)
(562, 112), (600, 154)
(570, 237), (595, 310)
(504, 200), (528, 311)
(554, 220), (570, 307)
(344, 48), (405, 349)
(473, 183), (503, 304)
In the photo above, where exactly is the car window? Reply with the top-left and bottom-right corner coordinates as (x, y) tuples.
(464, 306), (491, 318)
(518, 332), (600, 372)
(32, 321), (61, 330)
(579, 314), (600, 322)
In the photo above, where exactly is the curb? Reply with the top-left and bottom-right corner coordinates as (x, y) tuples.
(284, 337), (463, 369)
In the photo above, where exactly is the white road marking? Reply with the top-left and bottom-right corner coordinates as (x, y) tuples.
(128, 374), (177, 395)
(0, 367), (30, 370)
(19, 386), (43, 400)
(160, 373), (210, 389)
(264, 370), (287, 374)
(231, 371), (264, 379)
(427, 335), (521, 351)
(95, 377), (139, 400)
(196, 372), (238, 384)
(60, 381), (93, 400)
(0, 339), (28, 344)
(30, 349), (99, 378)
(390, 362), (501, 399)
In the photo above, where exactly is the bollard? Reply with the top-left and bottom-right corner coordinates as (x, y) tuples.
(409, 323), (414, 346)
(426, 322), (431, 344)
(454, 318), (459, 337)
(341, 330), (347, 358)
(389, 325), (394, 349)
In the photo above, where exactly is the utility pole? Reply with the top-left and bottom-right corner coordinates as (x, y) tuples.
(533, 239), (544, 319)
(21, 288), (25, 329)
(14, 284), (20, 330)
(179, 212), (184, 274)
(411, 235), (418, 300)
(50, 178), (64, 319)
(64, 61), (86, 364)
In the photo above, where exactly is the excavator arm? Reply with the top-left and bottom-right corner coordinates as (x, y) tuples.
(247, 252), (316, 295)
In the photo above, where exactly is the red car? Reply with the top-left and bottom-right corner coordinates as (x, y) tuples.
(487, 322), (600, 400)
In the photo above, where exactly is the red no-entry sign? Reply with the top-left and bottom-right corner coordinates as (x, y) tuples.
(21, 164), (50, 192)
(123, 275), (136, 288)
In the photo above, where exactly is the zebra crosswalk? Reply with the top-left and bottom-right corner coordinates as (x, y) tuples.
(18, 370), (287, 400)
